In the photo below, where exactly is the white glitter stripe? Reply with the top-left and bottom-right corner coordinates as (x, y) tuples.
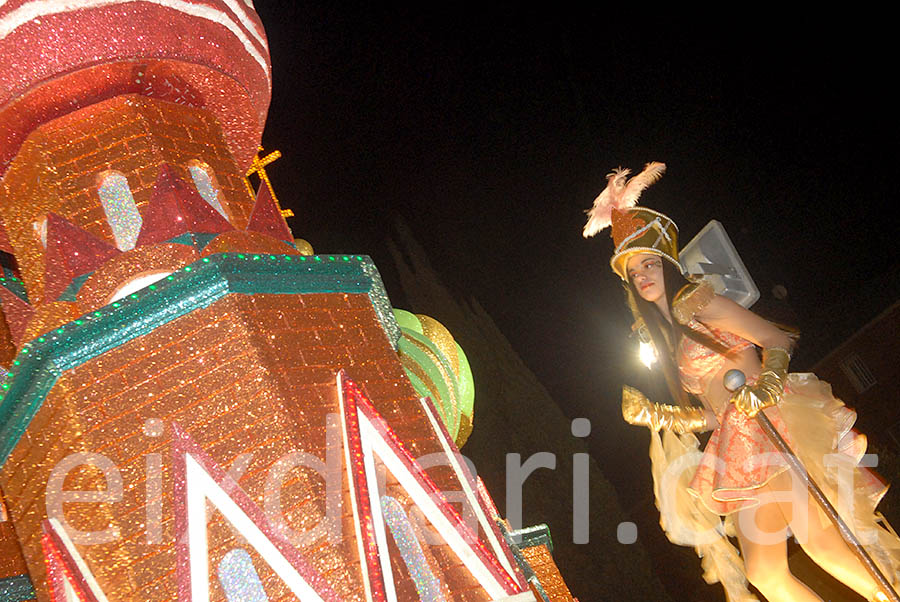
(0, 0), (270, 82)
(218, 0), (265, 48)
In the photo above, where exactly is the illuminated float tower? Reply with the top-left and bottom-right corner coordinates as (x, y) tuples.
(0, 1), (575, 601)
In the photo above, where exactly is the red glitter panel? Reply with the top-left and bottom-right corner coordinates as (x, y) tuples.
(0, 309), (17, 368)
(245, 183), (294, 243)
(42, 213), (121, 303)
(134, 164), (234, 248)
(0, 286), (33, 346)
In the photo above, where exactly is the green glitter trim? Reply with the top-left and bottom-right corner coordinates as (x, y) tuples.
(166, 232), (219, 249)
(508, 523), (554, 552)
(0, 253), (399, 465)
(0, 274), (28, 303)
(56, 272), (93, 302)
(0, 575), (36, 601)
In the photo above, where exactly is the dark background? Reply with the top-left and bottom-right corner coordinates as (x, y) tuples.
(254, 4), (898, 597)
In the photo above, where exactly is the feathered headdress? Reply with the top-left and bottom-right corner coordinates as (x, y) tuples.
(582, 161), (666, 237)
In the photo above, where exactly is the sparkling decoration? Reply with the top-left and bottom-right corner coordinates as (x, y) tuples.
(519, 544), (577, 602)
(0, 253), (402, 463)
(0, 0), (574, 595)
(0, 93), (262, 307)
(0, 242), (541, 599)
(293, 238), (314, 255)
(0, 286), (33, 346)
(0, 275), (26, 304)
(0, 218), (12, 254)
(97, 172), (142, 251)
(0, 574), (35, 601)
(41, 519), (108, 602)
(32, 219), (46, 248)
(380, 495), (446, 601)
(0, 519), (34, 599)
(412, 396), (525, 586)
(359, 257), (401, 349)
(20, 301), (81, 344)
(218, 549), (270, 602)
(336, 372), (388, 602)
(188, 164), (229, 219)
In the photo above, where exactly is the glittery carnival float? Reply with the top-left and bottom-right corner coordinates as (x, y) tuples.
(0, 2), (576, 601)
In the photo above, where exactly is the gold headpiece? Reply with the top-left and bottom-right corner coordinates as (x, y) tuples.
(582, 162), (681, 279)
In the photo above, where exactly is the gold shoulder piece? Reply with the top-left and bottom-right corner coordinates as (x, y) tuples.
(672, 280), (715, 325)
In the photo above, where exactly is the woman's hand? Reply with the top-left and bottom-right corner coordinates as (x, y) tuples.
(729, 347), (791, 417)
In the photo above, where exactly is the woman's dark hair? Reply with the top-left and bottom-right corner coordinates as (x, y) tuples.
(627, 258), (693, 406)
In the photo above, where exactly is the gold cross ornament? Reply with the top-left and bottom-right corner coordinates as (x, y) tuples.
(245, 147), (294, 218)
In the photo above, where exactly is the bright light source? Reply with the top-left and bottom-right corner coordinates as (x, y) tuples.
(639, 341), (657, 369)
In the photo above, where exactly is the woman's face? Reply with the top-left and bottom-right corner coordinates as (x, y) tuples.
(626, 253), (666, 303)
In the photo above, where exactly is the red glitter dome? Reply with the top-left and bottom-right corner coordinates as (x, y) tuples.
(0, 0), (272, 176)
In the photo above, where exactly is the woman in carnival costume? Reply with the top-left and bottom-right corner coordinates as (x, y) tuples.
(583, 162), (900, 602)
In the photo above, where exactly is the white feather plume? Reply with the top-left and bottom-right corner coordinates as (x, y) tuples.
(582, 161), (666, 237)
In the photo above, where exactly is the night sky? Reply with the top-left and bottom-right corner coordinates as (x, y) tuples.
(253, 2), (898, 589)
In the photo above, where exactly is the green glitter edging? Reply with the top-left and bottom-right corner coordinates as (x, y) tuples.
(508, 523), (554, 552)
(0, 253), (399, 465)
(0, 574), (37, 601)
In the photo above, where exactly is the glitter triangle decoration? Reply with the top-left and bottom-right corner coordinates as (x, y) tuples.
(43, 213), (121, 303)
(0, 286), (34, 346)
(135, 164), (234, 248)
(246, 181), (294, 243)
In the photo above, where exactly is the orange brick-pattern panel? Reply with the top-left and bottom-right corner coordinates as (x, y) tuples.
(0, 94), (256, 306)
(519, 544), (576, 602)
(0, 290), (487, 600)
